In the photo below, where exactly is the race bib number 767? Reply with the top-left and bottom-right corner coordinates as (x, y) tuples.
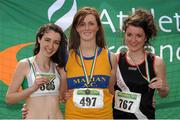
(114, 90), (141, 113)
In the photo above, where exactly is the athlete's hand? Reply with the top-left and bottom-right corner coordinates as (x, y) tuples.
(64, 89), (74, 100)
(21, 104), (28, 120)
(148, 77), (163, 89)
(32, 75), (49, 90)
(59, 95), (66, 103)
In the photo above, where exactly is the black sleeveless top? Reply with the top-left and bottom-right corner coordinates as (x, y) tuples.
(113, 52), (156, 119)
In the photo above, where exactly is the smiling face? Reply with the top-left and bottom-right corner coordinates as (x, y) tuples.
(76, 14), (99, 42)
(125, 25), (147, 52)
(38, 30), (61, 57)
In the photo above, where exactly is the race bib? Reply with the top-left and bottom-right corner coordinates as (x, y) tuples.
(73, 88), (104, 108)
(114, 90), (141, 113)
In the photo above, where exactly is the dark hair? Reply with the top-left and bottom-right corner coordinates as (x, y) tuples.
(69, 7), (106, 51)
(33, 23), (68, 67)
(123, 9), (157, 47)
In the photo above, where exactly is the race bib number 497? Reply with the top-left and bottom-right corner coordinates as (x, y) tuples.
(73, 88), (104, 108)
(114, 90), (141, 113)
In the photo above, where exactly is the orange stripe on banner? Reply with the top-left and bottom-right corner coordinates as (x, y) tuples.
(0, 42), (34, 86)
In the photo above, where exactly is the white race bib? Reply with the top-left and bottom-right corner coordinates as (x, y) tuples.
(114, 90), (141, 113)
(73, 88), (104, 108)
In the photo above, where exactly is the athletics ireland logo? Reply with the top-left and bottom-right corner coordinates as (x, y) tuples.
(48, 0), (77, 31)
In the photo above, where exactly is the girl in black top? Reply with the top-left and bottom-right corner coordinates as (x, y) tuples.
(113, 9), (169, 119)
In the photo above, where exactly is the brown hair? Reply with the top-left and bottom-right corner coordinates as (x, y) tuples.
(123, 9), (157, 47)
(69, 7), (106, 52)
(33, 23), (68, 67)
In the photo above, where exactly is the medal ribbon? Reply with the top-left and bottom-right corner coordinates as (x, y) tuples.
(79, 47), (98, 86)
(137, 53), (150, 83)
(145, 53), (150, 83)
(129, 52), (150, 83)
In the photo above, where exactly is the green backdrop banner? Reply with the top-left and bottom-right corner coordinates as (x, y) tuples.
(0, 0), (179, 119)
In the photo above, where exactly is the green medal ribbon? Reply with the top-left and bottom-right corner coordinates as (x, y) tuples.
(129, 52), (150, 83)
(79, 47), (98, 87)
(145, 53), (150, 83)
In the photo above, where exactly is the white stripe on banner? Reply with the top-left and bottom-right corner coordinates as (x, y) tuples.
(116, 67), (148, 119)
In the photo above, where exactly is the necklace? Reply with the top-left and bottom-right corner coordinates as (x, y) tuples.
(128, 52), (150, 83)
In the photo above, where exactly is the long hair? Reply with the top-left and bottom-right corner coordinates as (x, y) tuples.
(33, 23), (68, 67)
(69, 7), (106, 52)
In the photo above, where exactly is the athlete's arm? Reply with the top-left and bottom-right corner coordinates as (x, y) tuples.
(58, 67), (68, 102)
(108, 52), (117, 95)
(149, 56), (169, 97)
(6, 59), (48, 104)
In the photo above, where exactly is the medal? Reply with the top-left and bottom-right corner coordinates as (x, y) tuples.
(79, 47), (98, 86)
(85, 89), (91, 95)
